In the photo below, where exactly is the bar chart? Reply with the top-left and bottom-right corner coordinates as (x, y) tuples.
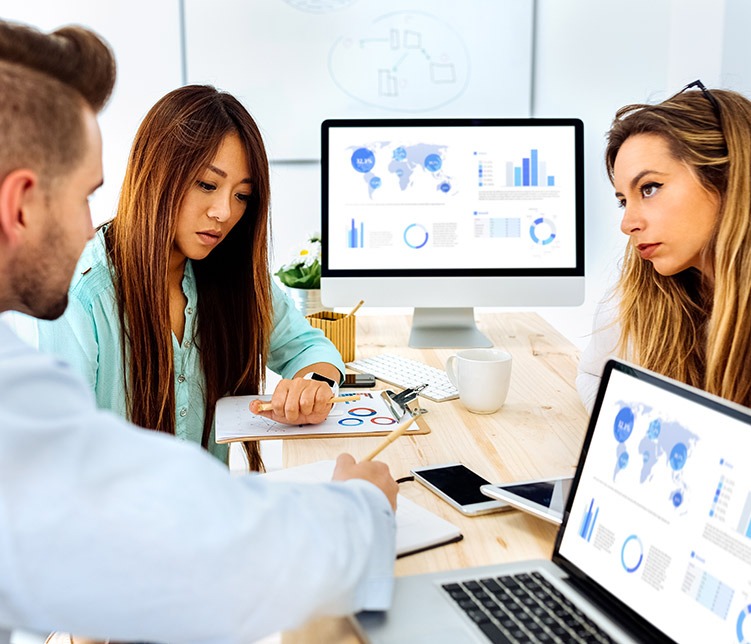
(737, 491), (751, 539)
(505, 148), (556, 187)
(578, 497), (598, 542)
(347, 218), (364, 249)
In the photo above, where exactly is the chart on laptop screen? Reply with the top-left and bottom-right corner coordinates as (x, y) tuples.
(326, 123), (579, 272)
(559, 368), (751, 643)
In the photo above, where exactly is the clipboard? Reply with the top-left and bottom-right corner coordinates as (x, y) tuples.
(215, 388), (431, 443)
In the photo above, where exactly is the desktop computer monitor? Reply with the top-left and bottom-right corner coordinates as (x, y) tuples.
(320, 118), (585, 348)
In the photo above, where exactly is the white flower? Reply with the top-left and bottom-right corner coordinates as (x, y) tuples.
(299, 239), (321, 267)
(283, 235), (321, 270)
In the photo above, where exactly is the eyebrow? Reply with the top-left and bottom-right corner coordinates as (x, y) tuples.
(614, 169), (667, 197)
(208, 164), (252, 184)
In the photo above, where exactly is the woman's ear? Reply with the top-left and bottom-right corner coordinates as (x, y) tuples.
(0, 168), (39, 246)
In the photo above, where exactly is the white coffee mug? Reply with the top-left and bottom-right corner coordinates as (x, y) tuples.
(445, 348), (512, 414)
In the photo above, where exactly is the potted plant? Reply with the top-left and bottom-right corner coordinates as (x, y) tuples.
(276, 233), (327, 315)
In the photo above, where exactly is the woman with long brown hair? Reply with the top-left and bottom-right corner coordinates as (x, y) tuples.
(578, 81), (751, 412)
(38, 85), (344, 470)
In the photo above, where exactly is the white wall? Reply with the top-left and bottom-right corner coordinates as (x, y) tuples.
(1, 0), (741, 349)
(0, 0), (183, 223)
(530, 0), (726, 347)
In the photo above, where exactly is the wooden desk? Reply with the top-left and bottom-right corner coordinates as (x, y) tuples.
(283, 312), (588, 643)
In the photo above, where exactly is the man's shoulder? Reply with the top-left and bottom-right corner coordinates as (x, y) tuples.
(0, 320), (99, 418)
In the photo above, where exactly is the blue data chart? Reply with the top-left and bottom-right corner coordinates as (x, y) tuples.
(578, 498), (599, 543)
(607, 402), (699, 512)
(737, 492), (751, 539)
(506, 148), (556, 188)
(709, 474), (734, 521)
(347, 141), (454, 200)
(347, 218), (365, 249)
(620, 534), (643, 573)
(738, 605), (751, 643)
(682, 562), (734, 620)
(473, 217), (521, 239)
(403, 223), (429, 249)
(529, 217), (556, 245)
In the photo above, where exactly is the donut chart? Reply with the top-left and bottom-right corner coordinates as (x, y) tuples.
(737, 604), (751, 643)
(620, 534), (643, 573)
(529, 216), (556, 245)
(404, 223), (429, 249)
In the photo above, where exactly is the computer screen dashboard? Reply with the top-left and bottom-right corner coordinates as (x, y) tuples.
(321, 118), (585, 348)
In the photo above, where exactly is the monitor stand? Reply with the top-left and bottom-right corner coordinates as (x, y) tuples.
(408, 307), (493, 349)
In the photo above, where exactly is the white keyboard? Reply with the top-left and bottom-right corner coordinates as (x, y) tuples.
(347, 354), (459, 403)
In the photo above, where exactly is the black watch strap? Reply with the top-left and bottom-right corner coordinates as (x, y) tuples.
(303, 371), (340, 396)
(309, 372), (337, 388)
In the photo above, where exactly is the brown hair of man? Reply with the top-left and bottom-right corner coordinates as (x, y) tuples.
(0, 21), (115, 188)
(107, 85), (273, 471)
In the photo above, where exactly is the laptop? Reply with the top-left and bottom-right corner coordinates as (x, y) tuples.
(355, 359), (751, 643)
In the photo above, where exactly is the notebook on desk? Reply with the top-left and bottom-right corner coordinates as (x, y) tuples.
(355, 359), (751, 643)
(261, 460), (462, 558)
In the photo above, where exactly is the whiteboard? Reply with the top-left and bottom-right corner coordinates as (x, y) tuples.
(184, 0), (533, 160)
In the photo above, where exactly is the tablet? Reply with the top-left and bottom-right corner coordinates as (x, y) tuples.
(480, 475), (574, 524)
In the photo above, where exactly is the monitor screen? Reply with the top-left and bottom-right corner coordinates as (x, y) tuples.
(321, 118), (584, 348)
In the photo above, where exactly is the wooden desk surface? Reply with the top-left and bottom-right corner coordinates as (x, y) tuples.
(283, 312), (588, 643)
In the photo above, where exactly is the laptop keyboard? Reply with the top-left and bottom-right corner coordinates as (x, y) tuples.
(442, 571), (615, 644)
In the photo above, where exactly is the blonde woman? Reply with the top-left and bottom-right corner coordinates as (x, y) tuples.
(578, 81), (751, 411)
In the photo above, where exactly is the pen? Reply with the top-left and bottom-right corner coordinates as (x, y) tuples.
(361, 414), (417, 462)
(250, 394), (362, 413)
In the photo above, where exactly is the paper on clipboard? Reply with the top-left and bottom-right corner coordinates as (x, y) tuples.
(215, 390), (430, 443)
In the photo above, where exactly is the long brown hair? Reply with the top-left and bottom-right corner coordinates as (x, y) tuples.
(107, 85), (272, 470)
(605, 88), (751, 405)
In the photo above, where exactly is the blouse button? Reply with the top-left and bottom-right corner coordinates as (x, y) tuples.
(184, 340), (192, 349)
(179, 408), (187, 417)
(186, 307), (193, 315)
(177, 374), (186, 383)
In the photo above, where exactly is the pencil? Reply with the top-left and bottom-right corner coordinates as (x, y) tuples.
(342, 299), (365, 319)
(250, 394), (362, 413)
(361, 414), (417, 462)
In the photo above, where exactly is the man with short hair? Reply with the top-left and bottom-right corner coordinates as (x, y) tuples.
(0, 21), (397, 643)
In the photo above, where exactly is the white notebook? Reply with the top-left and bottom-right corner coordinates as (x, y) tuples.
(261, 460), (462, 557)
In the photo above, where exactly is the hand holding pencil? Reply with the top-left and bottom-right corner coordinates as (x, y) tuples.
(249, 374), (348, 425)
(329, 413), (419, 511)
(332, 453), (399, 510)
(250, 394), (361, 413)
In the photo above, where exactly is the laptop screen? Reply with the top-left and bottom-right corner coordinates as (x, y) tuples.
(557, 361), (751, 643)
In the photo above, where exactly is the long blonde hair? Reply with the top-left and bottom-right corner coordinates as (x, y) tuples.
(605, 88), (751, 405)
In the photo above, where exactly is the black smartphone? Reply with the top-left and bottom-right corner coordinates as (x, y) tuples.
(342, 373), (376, 388)
(411, 463), (510, 516)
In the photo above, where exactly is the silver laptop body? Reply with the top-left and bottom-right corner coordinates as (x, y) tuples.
(356, 360), (751, 643)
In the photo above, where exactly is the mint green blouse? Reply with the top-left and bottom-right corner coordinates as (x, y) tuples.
(38, 230), (344, 463)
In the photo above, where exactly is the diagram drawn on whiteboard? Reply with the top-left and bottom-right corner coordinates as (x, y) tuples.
(329, 11), (470, 112)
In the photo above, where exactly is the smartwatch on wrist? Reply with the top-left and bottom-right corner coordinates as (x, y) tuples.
(303, 371), (340, 397)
